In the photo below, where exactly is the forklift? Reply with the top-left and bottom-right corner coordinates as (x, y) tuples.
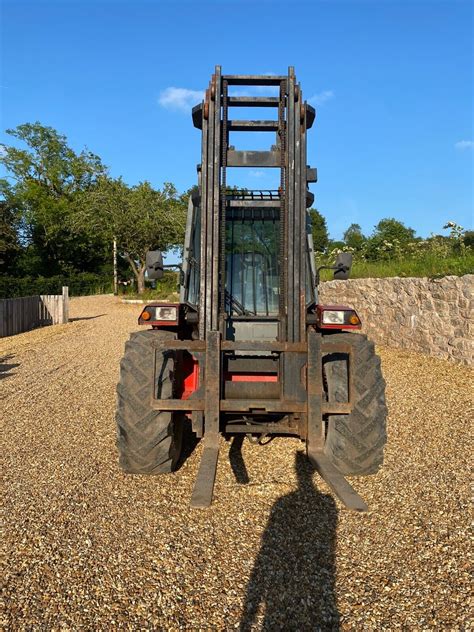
(116, 67), (387, 511)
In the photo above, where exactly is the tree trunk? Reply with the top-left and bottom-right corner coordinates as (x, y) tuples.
(137, 267), (146, 294)
(125, 255), (146, 295)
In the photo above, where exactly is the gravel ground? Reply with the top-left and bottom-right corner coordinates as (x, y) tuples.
(1, 295), (472, 630)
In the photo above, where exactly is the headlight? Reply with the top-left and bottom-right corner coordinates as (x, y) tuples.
(141, 305), (178, 321)
(154, 306), (178, 321)
(320, 308), (361, 326)
(322, 310), (345, 324)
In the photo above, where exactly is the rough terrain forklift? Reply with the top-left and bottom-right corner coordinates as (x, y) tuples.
(116, 67), (387, 511)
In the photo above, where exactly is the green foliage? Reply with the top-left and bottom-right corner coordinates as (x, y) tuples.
(328, 240), (345, 250)
(309, 208), (329, 252)
(225, 186), (249, 197)
(1, 122), (106, 193)
(75, 178), (185, 258)
(319, 254), (474, 281)
(343, 223), (365, 250)
(120, 271), (179, 300)
(0, 122), (109, 276)
(372, 217), (416, 243)
(0, 273), (113, 299)
(0, 121), (188, 296)
(318, 219), (473, 280)
(464, 230), (474, 249)
(0, 198), (22, 273)
(360, 218), (417, 261)
(74, 177), (187, 292)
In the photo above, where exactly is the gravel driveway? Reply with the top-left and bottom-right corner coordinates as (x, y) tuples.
(2, 295), (471, 630)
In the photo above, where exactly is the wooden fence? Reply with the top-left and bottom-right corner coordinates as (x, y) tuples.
(0, 287), (69, 338)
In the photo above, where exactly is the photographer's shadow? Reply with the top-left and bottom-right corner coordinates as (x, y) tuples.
(240, 450), (339, 631)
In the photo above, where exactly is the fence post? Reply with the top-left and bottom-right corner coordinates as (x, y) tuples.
(0, 299), (5, 337)
(62, 286), (69, 324)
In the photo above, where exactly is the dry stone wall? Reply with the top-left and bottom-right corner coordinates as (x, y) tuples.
(318, 275), (473, 365)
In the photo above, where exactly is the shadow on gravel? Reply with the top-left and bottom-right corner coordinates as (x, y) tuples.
(0, 355), (20, 380)
(69, 314), (107, 322)
(240, 451), (339, 631)
(175, 419), (199, 471)
(229, 435), (250, 484)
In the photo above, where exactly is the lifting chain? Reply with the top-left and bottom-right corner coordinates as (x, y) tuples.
(219, 79), (228, 317)
(279, 79), (287, 319)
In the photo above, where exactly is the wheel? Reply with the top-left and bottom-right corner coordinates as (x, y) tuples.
(322, 332), (387, 475)
(116, 329), (183, 474)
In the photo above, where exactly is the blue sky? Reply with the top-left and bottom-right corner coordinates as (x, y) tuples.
(1, 0), (473, 241)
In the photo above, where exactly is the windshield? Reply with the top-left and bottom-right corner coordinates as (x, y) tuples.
(225, 211), (280, 316)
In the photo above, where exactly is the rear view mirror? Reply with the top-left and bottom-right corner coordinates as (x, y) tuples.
(146, 250), (164, 280)
(333, 252), (353, 280)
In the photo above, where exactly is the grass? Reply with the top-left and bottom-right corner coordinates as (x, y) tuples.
(120, 288), (180, 301)
(319, 254), (474, 282)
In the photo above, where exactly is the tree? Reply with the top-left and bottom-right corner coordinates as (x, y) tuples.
(464, 230), (474, 249)
(360, 218), (417, 261)
(0, 197), (22, 273)
(372, 218), (415, 244)
(0, 122), (108, 275)
(328, 240), (345, 251)
(309, 208), (329, 253)
(75, 178), (187, 293)
(343, 223), (365, 250)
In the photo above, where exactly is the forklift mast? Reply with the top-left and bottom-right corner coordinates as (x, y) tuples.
(182, 66), (318, 342)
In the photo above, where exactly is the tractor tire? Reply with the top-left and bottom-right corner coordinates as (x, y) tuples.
(116, 329), (183, 474)
(322, 332), (387, 476)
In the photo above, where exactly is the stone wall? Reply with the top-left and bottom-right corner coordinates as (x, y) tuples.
(318, 275), (473, 365)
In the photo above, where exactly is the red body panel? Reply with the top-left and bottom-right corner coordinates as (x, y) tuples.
(181, 355), (199, 400)
(224, 373), (278, 383)
(180, 359), (279, 399)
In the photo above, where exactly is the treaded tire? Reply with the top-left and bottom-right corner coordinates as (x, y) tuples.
(323, 332), (387, 476)
(116, 329), (183, 474)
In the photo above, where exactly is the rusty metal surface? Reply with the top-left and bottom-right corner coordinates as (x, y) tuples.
(191, 410), (204, 438)
(322, 340), (355, 412)
(321, 342), (353, 354)
(306, 328), (324, 451)
(224, 381), (280, 400)
(151, 398), (352, 415)
(223, 423), (296, 435)
(307, 451), (368, 512)
(204, 330), (221, 436)
(190, 445), (220, 508)
(226, 150), (281, 168)
(189, 331), (221, 508)
(322, 402), (352, 414)
(152, 339), (206, 351)
(152, 339), (308, 353)
(220, 400), (307, 413)
(222, 341), (306, 352)
(152, 399), (205, 411)
(223, 74), (286, 85)
(226, 96), (279, 106)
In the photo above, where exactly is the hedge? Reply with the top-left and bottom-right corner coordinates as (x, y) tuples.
(0, 274), (113, 299)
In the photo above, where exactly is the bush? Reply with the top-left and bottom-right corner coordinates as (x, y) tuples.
(0, 273), (113, 299)
(120, 271), (179, 300)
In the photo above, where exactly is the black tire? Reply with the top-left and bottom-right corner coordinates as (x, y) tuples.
(116, 329), (183, 474)
(322, 332), (387, 476)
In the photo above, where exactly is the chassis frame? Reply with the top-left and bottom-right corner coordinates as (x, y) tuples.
(150, 330), (367, 511)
